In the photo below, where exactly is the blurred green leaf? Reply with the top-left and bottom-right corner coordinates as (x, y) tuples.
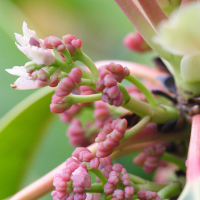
(0, 87), (55, 199)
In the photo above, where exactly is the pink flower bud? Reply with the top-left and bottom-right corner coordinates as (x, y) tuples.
(133, 152), (147, 166)
(104, 182), (115, 195)
(57, 44), (66, 52)
(103, 74), (117, 87)
(71, 39), (82, 48)
(90, 158), (100, 169)
(113, 189), (124, 200)
(104, 85), (120, 99)
(72, 167), (91, 190)
(68, 68), (82, 84)
(62, 34), (77, 44)
(124, 186), (135, 200)
(112, 163), (124, 173)
(108, 171), (120, 185)
(123, 31), (151, 52)
(100, 157), (112, 166)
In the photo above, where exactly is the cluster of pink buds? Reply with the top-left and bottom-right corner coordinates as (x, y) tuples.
(96, 62), (130, 106)
(123, 31), (151, 53)
(50, 68), (82, 113)
(133, 143), (167, 174)
(95, 118), (127, 158)
(44, 35), (82, 61)
(62, 34), (82, 58)
(67, 119), (98, 147)
(137, 190), (161, 200)
(52, 156), (90, 200)
(52, 147), (96, 200)
(55, 68), (82, 97)
(93, 101), (114, 128)
(103, 163), (134, 200)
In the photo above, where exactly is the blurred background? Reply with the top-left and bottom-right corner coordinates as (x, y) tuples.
(0, 0), (155, 199)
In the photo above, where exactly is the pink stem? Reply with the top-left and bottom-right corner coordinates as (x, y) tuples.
(114, 0), (171, 60)
(138, 0), (168, 28)
(186, 114), (200, 182)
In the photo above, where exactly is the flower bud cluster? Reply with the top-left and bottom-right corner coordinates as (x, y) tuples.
(95, 118), (127, 158)
(55, 68), (82, 97)
(52, 147), (97, 200)
(67, 119), (98, 147)
(123, 31), (151, 53)
(50, 94), (73, 114)
(44, 34), (82, 62)
(50, 68), (82, 114)
(52, 156), (90, 200)
(62, 34), (82, 57)
(137, 190), (162, 200)
(94, 101), (114, 128)
(103, 163), (134, 200)
(133, 143), (166, 174)
(96, 62), (130, 106)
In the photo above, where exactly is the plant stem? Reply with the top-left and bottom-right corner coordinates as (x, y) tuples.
(117, 83), (130, 103)
(122, 96), (179, 124)
(138, 0), (168, 29)
(125, 74), (158, 106)
(128, 173), (147, 184)
(70, 93), (102, 104)
(162, 152), (186, 172)
(79, 78), (95, 87)
(137, 182), (167, 192)
(89, 169), (108, 185)
(76, 52), (99, 77)
(157, 182), (182, 199)
(121, 115), (151, 142)
(85, 183), (103, 193)
(114, 0), (172, 61)
(61, 48), (73, 64)
(186, 114), (200, 182)
(129, 174), (167, 192)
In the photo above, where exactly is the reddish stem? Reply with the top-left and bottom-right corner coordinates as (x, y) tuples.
(138, 0), (168, 28)
(186, 114), (200, 182)
(114, 0), (171, 60)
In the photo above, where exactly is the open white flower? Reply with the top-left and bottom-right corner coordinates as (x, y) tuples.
(154, 2), (200, 55)
(15, 22), (55, 65)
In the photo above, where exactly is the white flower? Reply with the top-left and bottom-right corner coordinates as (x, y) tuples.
(154, 2), (200, 55)
(5, 65), (61, 90)
(15, 21), (45, 48)
(15, 22), (55, 65)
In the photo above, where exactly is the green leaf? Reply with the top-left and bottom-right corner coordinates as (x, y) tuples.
(0, 87), (55, 199)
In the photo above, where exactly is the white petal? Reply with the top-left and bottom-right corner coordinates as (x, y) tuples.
(22, 21), (37, 40)
(14, 33), (29, 46)
(17, 46), (55, 65)
(5, 66), (29, 77)
(11, 76), (48, 90)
